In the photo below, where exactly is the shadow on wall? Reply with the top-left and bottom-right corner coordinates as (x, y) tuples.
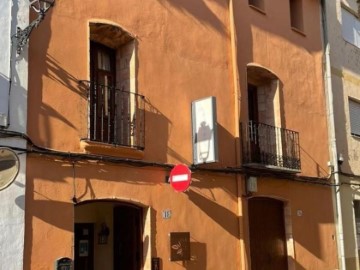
(16, 195), (73, 232)
(144, 98), (172, 163)
(169, 241), (206, 270)
(45, 54), (86, 99)
(291, 256), (307, 270)
(186, 189), (239, 239)
(0, 74), (9, 120)
(155, 0), (227, 35)
(299, 145), (329, 178)
(28, 5), (86, 147)
(186, 241), (206, 270)
(28, 4), (53, 147)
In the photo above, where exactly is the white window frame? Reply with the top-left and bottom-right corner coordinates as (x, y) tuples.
(341, 7), (360, 48)
(349, 98), (360, 137)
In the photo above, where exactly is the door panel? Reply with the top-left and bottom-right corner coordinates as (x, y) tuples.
(114, 205), (142, 270)
(248, 197), (288, 270)
(90, 41), (116, 143)
(75, 223), (94, 270)
(248, 84), (261, 162)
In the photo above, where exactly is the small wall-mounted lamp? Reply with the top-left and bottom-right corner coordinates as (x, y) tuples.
(338, 153), (344, 166)
(246, 176), (258, 195)
(98, 222), (110, 245)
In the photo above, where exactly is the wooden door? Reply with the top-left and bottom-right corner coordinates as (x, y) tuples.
(90, 41), (116, 143)
(248, 197), (288, 270)
(74, 223), (94, 270)
(248, 84), (261, 162)
(248, 84), (259, 123)
(114, 205), (142, 270)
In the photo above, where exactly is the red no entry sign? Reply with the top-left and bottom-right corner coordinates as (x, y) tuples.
(169, 164), (192, 192)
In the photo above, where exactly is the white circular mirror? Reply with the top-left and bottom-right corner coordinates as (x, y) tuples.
(0, 148), (20, 191)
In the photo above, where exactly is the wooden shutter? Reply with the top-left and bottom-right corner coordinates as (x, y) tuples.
(349, 99), (360, 136)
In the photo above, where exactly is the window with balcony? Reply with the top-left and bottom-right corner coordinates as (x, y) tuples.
(289, 0), (304, 32)
(241, 65), (300, 172)
(349, 98), (360, 137)
(83, 23), (145, 150)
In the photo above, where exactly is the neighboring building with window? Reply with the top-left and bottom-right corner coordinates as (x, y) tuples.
(323, 0), (360, 269)
(19, 0), (338, 269)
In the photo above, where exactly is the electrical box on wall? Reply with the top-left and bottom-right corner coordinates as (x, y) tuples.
(247, 176), (258, 193)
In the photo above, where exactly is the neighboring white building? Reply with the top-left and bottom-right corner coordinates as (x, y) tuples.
(324, 0), (360, 269)
(0, 0), (29, 268)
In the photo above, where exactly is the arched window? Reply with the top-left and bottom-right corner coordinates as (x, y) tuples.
(87, 22), (144, 149)
(242, 64), (300, 171)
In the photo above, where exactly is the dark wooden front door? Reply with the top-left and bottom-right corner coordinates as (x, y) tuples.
(114, 205), (142, 270)
(248, 197), (288, 270)
(75, 223), (94, 270)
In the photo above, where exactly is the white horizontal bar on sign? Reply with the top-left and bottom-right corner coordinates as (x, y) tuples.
(172, 174), (189, 182)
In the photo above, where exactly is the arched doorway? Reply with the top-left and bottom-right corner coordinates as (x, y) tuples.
(248, 197), (288, 270)
(74, 201), (143, 270)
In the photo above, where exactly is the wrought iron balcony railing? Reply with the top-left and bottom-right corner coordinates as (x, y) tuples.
(81, 81), (145, 150)
(241, 121), (301, 172)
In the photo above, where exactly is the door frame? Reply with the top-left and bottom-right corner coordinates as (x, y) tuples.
(74, 200), (152, 270)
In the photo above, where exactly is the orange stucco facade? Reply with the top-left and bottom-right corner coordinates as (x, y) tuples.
(25, 0), (338, 269)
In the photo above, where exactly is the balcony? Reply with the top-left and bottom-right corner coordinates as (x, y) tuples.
(81, 81), (145, 150)
(241, 121), (301, 172)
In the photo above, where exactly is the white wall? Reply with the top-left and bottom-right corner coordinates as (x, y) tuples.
(0, 0), (11, 127)
(0, 0), (28, 269)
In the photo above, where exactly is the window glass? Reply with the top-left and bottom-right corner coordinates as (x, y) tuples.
(349, 98), (360, 136)
(97, 50), (111, 71)
(341, 8), (360, 48)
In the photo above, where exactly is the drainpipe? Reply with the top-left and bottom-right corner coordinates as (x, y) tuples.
(326, 42), (346, 270)
(320, 1), (346, 269)
(228, 0), (246, 269)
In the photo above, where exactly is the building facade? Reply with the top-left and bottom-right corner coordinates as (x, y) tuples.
(233, 1), (338, 269)
(323, 0), (360, 269)
(14, 0), (340, 269)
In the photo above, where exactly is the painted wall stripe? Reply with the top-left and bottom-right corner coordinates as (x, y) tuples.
(172, 174), (189, 182)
